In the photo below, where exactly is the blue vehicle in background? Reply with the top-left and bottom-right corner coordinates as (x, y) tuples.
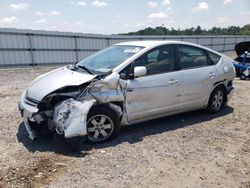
(233, 41), (250, 80)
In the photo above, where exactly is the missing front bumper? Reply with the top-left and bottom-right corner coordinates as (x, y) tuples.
(19, 92), (39, 140)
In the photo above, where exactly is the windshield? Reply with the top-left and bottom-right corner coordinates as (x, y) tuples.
(76, 45), (144, 74)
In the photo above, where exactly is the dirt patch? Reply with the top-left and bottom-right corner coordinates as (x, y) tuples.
(0, 62), (249, 187)
(0, 154), (69, 188)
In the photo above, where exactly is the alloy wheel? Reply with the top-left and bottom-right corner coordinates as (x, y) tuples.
(87, 114), (114, 142)
(212, 90), (224, 111)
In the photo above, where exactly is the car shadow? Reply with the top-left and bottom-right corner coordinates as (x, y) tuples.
(16, 124), (87, 157)
(17, 106), (234, 156)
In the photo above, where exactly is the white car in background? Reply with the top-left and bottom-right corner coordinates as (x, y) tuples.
(19, 41), (235, 146)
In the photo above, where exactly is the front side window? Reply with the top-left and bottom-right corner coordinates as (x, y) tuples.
(178, 45), (208, 69)
(133, 45), (175, 76)
(77, 45), (144, 74)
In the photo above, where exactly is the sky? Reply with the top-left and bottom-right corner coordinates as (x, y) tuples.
(0, 0), (249, 34)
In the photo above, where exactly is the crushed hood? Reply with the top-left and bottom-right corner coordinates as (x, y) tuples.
(26, 66), (97, 101)
(235, 41), (250, 56)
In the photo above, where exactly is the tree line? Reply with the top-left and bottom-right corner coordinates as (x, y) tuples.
(121, 24), (250, 35)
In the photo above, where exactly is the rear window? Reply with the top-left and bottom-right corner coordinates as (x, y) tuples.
(207, 51), (221, 65)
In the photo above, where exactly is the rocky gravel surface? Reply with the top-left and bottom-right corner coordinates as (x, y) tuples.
(0, 65), (249, 188)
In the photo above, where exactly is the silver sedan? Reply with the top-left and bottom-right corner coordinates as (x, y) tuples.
(19, 41), (235, 146)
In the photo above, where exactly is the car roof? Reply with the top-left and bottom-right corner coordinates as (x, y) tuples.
(114, 40), (195, 48)
(114, 40), (222, 56)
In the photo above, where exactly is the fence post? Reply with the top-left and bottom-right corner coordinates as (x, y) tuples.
(107, 37), (110, 47)
(234, 36), (237, 50)
(27, 33), (35, 67)
(74, 36), (79, 63)
(223, 36), (226, 52)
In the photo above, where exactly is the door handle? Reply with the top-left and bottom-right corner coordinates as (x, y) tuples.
(168, 79), (178, 85)
(208, 72), (216, 77)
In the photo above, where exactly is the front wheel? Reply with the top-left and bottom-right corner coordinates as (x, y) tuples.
(86, 105), (120, 144)
(207, 86), (226, 113)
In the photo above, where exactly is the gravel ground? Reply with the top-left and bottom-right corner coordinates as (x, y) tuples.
(0, 61), (249, 187)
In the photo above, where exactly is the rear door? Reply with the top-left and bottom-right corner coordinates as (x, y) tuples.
(176, 45), (218, 110)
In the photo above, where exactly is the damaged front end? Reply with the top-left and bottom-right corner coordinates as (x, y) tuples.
(53, 99), (96, 138)
(19, 71), (126, 141)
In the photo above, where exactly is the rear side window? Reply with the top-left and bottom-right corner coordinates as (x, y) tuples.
(178, 45), (208, 69)
(207, 51), (221, 65)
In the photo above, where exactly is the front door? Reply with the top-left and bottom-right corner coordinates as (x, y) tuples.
(125, 45), (180, 122)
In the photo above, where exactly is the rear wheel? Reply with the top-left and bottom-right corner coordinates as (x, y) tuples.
(86, 106), (120, 144)
(240, 73), (247, 80)
(207, 86), (225, 113)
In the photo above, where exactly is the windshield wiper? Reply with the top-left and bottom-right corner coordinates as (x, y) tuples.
(76, 65), (94, 75)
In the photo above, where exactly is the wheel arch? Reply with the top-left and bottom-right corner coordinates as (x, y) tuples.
(209, 82), (227, 104)
(86, 102), (122, 143)
(89, 102), (123, 119)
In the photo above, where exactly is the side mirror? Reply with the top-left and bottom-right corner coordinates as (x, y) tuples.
(134, 66), (147, 78)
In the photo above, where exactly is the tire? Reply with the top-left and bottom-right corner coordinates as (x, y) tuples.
(235, 67), (241, 77)
(66, 136), (86, 151)
(207, 86), (226, 114)
(86, 105), (120, 144)
(240, 73), (247, 80)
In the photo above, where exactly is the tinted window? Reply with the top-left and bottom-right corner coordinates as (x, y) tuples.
(119, 64), (131, 79)
(134, 45), (175, 76)
(148, 50), (159, 62)
(178, 45), (208, 69)
(207, 51), (221, 65)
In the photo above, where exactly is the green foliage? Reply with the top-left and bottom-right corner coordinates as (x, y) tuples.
(239, 24), (250, 35)
(121, 25), (250, 35)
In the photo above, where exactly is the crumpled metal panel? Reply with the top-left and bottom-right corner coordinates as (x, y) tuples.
(26, 66), (96, 101)
(53, 98), (96, 138)
(52, 71), (126, 138)
(89, 72), (126, 103)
